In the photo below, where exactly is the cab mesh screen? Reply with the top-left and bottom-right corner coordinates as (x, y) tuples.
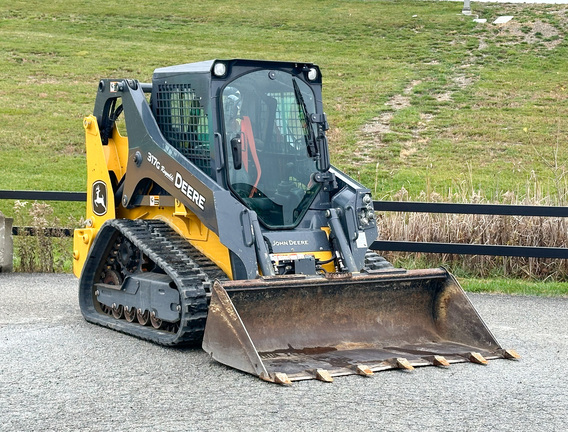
(154, 84), (211, 176)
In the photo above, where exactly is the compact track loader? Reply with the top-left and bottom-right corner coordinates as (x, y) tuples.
(74, 59), (518, 384)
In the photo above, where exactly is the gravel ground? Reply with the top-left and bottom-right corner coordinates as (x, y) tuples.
(0, 273), (566, 431)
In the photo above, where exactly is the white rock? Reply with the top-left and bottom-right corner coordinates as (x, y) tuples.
(493, 16), (514, 24)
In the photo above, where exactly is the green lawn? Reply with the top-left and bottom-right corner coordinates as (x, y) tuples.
(462, 277), (568, 296)
(2, 0), (568, 292)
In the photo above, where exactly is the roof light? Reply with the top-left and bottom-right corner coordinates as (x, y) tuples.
(307, 68), (318, 81)
(213, 62), (227, 77)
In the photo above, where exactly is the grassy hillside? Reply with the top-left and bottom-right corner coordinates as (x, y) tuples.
(1, 0), (568, 289)
(2, 1), (568, 203)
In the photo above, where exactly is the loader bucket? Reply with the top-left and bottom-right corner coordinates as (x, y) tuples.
(202, 268), (518, 384)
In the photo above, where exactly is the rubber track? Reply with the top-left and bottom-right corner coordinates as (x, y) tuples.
(363, 250), (394, 271)
(79, 219), (227, 346)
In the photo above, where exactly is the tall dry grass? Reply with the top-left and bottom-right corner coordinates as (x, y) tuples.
(13, 201), (77, 273)
(376, 172), (568, 280)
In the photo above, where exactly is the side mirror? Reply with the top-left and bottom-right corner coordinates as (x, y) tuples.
(231, 136), (242, 170)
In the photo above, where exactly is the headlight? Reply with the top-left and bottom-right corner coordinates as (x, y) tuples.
(213, 62), (227, 77)
(307, 68), (318, 81)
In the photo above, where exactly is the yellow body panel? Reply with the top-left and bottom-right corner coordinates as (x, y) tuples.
(116, 204), (233, 280)
(104, 126), (128, 183)
(73, 116), (117, 277)
(73, 117), (233, 280)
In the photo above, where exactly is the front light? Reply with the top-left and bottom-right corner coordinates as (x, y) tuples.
(213, 62), (227, 77)
(307, 68), (318, 81)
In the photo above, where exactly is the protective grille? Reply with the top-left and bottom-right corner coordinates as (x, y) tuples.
(273, 93), (304, 137)
(263, 92), (307, 154)
(154, 84), (211, 175)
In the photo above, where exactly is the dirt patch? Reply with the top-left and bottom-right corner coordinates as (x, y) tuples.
(326, 126), (344, 144)
(453, 74), (476, 89)
(354, 110), (404, 165)
(385, 94), (411, 110)
(496, 19), (562, 50)
(404, 80), (422, 95)
(357, 80), (437, 165)
(26, 76), (60, 84)
(435, 92), (452, 102)
(400, 142), (418, 160)
(530, 20), (562, 49)
(361, 112), (393, 135)
(533, 20), (560, 38)
(354, 112), (392, 165)
(383, 79), (422, 110)
(351, 145), (376, 166)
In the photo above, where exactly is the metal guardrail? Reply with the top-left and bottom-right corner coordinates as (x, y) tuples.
(373, 200), (568, 217)
(370, 240), (568, 259)
(11, 227), (75, 237)
(0, 190), (87, 202)
(2, 191), (567, 258)
(371, 201), (568, 259)
(0, 190), (85, 237)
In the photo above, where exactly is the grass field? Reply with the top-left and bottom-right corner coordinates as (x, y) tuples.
(463, 276), (568, 296)
(1, 0), (568, 293)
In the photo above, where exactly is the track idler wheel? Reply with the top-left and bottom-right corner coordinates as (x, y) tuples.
(150, 311), (162, 329)
(111, 304), (124, 319)
(137, 309), (150, 326)
(124, 306), (136, 323)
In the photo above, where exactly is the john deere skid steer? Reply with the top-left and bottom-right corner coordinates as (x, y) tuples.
(73, 59), (517, 384)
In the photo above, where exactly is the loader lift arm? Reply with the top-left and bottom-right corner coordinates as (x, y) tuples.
(93, 78), (266, 280)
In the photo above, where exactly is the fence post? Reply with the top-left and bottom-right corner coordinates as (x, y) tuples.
(0, 210), (14, 272)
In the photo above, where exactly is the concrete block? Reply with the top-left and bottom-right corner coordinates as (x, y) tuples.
(0, 210), (14, 273)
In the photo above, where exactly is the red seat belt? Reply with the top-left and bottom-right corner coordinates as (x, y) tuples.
(241, 116), (261, 197)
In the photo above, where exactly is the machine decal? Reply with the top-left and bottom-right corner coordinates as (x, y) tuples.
(92, 181), (108, 216)
(146, 151), (205, 210)
(356, 233), (368, 249)
(147, 151), (174, 182)
(109, 81), (121, 92)
(174, 172), (206, 210)
(272, 239), (310, 247)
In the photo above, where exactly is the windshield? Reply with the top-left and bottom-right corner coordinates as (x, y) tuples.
(222, 70), (321, 228)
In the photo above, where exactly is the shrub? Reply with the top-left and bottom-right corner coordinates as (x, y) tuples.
(12, 201), (77, 273)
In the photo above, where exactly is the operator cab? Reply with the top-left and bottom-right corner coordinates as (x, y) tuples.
(221, 68), (323, 229)
(151, 59), (333, 230)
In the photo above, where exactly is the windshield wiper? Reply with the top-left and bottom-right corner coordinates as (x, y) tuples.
(292, 78), (333, 183)
(292, 78), (318, 158)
